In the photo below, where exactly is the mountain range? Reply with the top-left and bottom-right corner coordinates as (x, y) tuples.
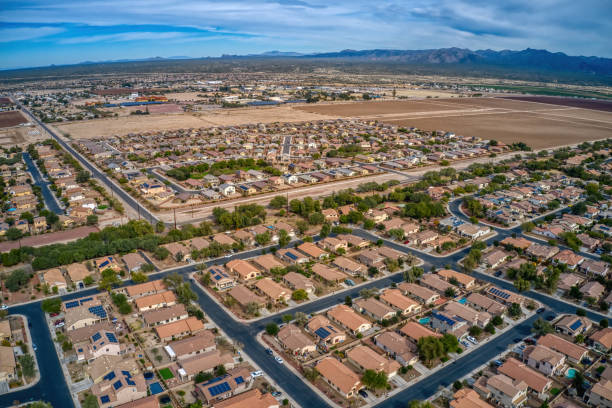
(2, 48), (611, 84)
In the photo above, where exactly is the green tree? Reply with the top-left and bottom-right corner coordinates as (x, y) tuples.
(19, 354), (36, 378)
(131, 271), (148, 283)
(292, 289), (308, 301)
(98, 268), (121, 291)
(319, 223), (331, 238)
(278, 229), (290, 247)
(82, 394), (99, 408)
(270, 195), (288, 209)
(266, 323), (279, 336)
(361, 369), (388, 391)
(155, 221), (165, 233)
(508, 303), (522, 318)
(41, 297), (62, 314)
(532, 318), (554, 336)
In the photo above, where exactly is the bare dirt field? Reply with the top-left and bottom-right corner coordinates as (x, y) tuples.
(296, 97), (612, 148)
(0, 111), (28, 128)
(53, 105), (332, 138)
(500, 96), (612, 112)
(388, 111), (612, 149)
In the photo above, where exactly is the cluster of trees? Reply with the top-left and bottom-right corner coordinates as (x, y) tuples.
(326, 144), (363, 157)
(167, 158), (277, 180)
(417, 334), (460, 365)
(213, 204), (266, 231)
(2, 269), (32, 292)
(111, 293), (132, 314)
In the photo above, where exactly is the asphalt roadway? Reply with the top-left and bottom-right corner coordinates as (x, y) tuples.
(13, 99), (160, 226)
(2, 198), (610, 407)
(22, 152), (63, 214)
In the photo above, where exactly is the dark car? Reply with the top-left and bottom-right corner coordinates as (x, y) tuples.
(524, 338), (536, 345)
(494, 271), (502, 277)
(266, 348), (273, 355)
(513, 338), (522, 343)
(358, 390), (369, 398)
(536, 307), (545, 314)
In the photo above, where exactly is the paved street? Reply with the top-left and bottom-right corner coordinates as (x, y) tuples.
(22, 151), (63, 214)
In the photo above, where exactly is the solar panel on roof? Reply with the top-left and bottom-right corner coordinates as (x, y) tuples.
(113, 380), (123, 390)
(106, 333), (117, 343)
(121, 371), (130, 376)
(65, 301), (79, 309)
(79, 297), (93, 304)
(100, 396), (110, 404)
(315, 327), (331, 339)
(89, 306), (107, 318)
(209, 382), (231, 396)
(286, 252), (298, 260)
(569, 320), (582, 331)
(92, 332), (102, 342)
(214, 275), (222, 281)
(126, 379), (135, 386)
(234, 376), (244, 384)
(103, 371), (116, 381)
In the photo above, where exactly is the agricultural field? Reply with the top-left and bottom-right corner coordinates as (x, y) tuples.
(0, 110), (29, 128)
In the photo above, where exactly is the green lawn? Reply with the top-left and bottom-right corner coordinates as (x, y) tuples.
(158, 368), (174, 380)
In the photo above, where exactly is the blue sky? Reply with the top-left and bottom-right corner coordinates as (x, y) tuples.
(1, 0), (610, 69)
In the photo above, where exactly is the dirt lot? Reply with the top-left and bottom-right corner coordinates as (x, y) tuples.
(296, 97), (612, 149)
(501, 95), (612, 112)
(52, 105), (331, 139)
(0, 111), (29, 128)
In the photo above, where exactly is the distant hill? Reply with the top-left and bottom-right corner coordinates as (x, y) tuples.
(302, 48), (612, 77)
(2, 48), (611, 85)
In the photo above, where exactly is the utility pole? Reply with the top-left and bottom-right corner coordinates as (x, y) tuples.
(173, 208), (177, 230)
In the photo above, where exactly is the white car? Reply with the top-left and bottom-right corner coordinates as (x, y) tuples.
(55, 322), (65, 328)
(251, 371), (264, 378)
(0, 304), (7, 310)
(466, 336), (478, 345)
(274, 356), (284, 364)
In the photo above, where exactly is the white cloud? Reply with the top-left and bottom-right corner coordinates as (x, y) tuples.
(0, 26), (64, 42)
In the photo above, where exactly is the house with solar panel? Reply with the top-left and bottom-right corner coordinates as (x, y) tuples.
(195, 367), (252, 404)
(554, 314), (592, 338)
(276, 248), (309, 264)
(63, 297), (109, 331)
(94, 256), (122, 273)
(76, 330), (125, 362)
(207, 265), (237, 291)
(306, 315), (346, 347)
(429, 310), (468, 336)
(485, 286), (524, 307)
(91, 368), (147, 408)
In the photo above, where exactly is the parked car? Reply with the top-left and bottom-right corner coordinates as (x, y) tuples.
(461, 341), (471, 348)
(271, 392), (282, 397)
(358, 389), (369, 398)
(266, 348), (273, 355)
(275, 356), (284, 364)
(251, 371), (264, 378)
(494, 360), (503, 367)
(536, 307), (545, 314)
(466, 336), (478, 344)
(344, 279), (356, 287)
(0, 304), (8, 310)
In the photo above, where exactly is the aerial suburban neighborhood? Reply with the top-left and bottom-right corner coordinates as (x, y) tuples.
(1, 3), (612, 408)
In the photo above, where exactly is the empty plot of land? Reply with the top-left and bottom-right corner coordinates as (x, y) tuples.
(296, 99), (462, 116)
(500, 96), (612, 112)
(388, 110), (612, 149)
(0, 111), (28, 128)
(53, 105), (330, 139)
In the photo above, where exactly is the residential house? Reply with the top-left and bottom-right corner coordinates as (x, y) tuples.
(134, 291), (176, 312)
(195, 367), (253, 405)
(332, 256), (364, 276)
(177, 349), (235, 380)
(374, 331), (418, 367)
(211, 389), (278, 408)
(398, 282), (439, 304)
(538, 333), (588, 364)
(327, 304), (372, 335)
(154, 316), (204, 341)
(353, 297), (396, 321)
(254, 278), (289, 303)
(522, 344), (566, 376)
(437, 269), (475, 289)
(207, 266), (237, 291)
(315, 358), (362, 399)
(499, 358), (552, 400)
(346, 345), (400, 378)
(590, 328), (612, 352)
(142, 304), (188, 327)
(584, 379), (612, 408)
(379, 289), (421, 315)
(226, 259), (261, 281)
(306, 315), (346, 346)
(297, 242), (328, 260)
(92, 370), (146, 408)
(228, 285), (266, 309)
(277, 324), (316, 357)
(282, 272), (315, 295)
(164, 330), (216, 360)
(122, 253), (148, 273)
(276, 248), (309, 264)
(482, 374), (528, 408)
(251, 254), (285, 274)
(555, 315), (592, 337)
(42, 268), (68, 292)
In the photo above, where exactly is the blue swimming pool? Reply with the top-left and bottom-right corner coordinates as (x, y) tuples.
(458, 298), (467, 304)
(566, 368), (577, 379)
(149, 382), (163, 394)
(143, 372), (154, 380)
(419, 317), (430, 325)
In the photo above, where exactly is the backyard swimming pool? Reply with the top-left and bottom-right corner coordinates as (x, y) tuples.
(149, 382), (163, 395)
